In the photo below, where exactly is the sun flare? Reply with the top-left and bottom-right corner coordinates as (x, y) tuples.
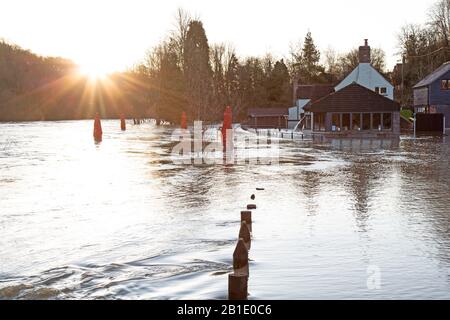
(79, 64), (110, 81)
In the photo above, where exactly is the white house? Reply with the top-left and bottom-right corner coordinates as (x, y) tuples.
(335, 39), (394, 100)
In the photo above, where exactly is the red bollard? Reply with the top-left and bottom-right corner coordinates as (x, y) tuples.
(120, 115), (126, 131)
(222, 106), (233, 151)
(93, 113), (103, 142)
(181, 111), (187, 130)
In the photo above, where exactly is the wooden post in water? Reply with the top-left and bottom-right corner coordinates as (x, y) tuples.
(239, 221), (251, 250)
(233, 238), (249, 276)
(241, 211), (252, 232)
(229, 238), (249, 300)
(229, 196), (260, 300)
(228, 273), (248, 300)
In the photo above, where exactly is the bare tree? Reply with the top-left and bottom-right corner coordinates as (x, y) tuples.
(427, 0), (450, 47)
(323, 47), (342, 82)
(171, 8), (192, 71)
(338, 47), (386, 76)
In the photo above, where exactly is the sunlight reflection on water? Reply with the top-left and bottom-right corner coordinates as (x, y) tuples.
(0, 121), (450, 299)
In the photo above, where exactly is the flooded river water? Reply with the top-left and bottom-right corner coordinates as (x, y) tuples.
(1, 120), (450, 299)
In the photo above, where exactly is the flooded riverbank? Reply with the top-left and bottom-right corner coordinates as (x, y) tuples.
(1, 121), (450, 299)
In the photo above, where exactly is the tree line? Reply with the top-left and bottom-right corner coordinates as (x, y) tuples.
(128, 8), (389, 123)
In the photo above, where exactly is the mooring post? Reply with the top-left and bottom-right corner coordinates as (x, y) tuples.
(93, 113), (102, 142)
(120, 116), (126, 131)
(241, 211), (252, 225)
(239, 221), (251, 250)
(228, 273), (248, 300)
(233, 238), (249, 276)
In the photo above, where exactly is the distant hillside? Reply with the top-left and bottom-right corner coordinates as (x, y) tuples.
(0, 40), (150, 121)
(0, 40), (74, 120)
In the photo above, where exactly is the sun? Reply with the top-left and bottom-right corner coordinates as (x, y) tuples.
(78, 63), (110, 81)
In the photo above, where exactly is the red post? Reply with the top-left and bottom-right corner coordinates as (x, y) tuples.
(120, 114), (126, 131)
(222, 106), (233, 151)
(93, 113), (103, 142)
(181, 112), (187, 130)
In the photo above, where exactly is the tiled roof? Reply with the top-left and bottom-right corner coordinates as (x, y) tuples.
(305, 83), (400, 113)
(296, 85), (335, 102)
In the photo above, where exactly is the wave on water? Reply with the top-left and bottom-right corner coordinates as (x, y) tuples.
(0, 256), (231, 300)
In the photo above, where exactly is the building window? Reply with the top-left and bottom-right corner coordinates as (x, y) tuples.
(332, 113), (340, 131)
(362, 113), (371, 130)
(342, 114), (350, 131)
(380, 87), (387, 95)
(314, 113), (326, 132)
(416, 107), (426, 113)
(373, 113), (382, 131)
(375, 87), (380, 94)
(383, 113), (392, 130)
(305, 115), (312, 130)
(320, 115), (326, 131)
(441, 80), (450, 90)
(352, 113), (361, 130)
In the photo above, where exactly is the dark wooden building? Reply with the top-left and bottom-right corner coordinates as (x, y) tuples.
(246, 108), (288, 129)
(304, 83), (400, 136)
(288, 85), (335, 129)
(413, 61), (450, 130)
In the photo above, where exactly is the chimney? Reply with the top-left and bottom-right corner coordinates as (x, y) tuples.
(359, 39), (371, 64)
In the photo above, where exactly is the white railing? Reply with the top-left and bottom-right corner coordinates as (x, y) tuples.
(292, 115), (307, 132)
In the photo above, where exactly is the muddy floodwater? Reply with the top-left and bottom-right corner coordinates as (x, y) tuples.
(1, 120), (450, 299)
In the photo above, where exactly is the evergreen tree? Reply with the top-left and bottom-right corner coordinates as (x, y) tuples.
(289, 32), (326, 84)
(300, 32), (325, 83)
(183, 20), (213, 121)
(224, 51), (240, 109)
(266, 59), (291, 107)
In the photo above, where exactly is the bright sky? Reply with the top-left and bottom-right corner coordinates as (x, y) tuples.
(0, 0), (437, 75)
